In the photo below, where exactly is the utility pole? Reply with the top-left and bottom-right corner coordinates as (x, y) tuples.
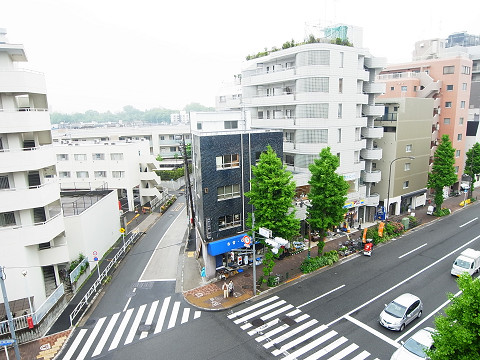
(179, 134), (195, 228)
(0, 266), (22, 360)
(252, 214), (256, 296)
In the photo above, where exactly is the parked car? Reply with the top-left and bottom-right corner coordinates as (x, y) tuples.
(390, 327), (435, 359)
(379, 293), (423, 331)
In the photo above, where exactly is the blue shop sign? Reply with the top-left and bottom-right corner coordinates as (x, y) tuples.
(207, 233), (249, 256)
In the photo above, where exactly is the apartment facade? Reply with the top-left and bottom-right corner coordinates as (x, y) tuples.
(378, 56), (473, 190)
(238, 25), (386, 225)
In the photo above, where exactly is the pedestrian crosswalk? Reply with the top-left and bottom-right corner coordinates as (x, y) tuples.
(228, 295), (379, 360)
(61, 296), (201, 360)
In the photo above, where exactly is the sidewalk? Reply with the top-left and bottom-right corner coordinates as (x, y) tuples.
(183, 188), (480, 311)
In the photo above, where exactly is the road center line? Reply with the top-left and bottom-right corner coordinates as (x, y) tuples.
(459, 217), (478, 228)
(327, 234), (480, 328)
(298, 285), (345, 309)
(344, 315), (400, 349)
(398, 243), (427, 259)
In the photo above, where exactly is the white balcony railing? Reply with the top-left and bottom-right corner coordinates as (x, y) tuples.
(361, 127), (384, 139)
(360, 148), (383, 160)
(0, 69), (47, 93)
(0, 110), (51, 133)
(362, 170), (382, 183)
(0, 145), (55, 172)
(0, 182), (60, 213)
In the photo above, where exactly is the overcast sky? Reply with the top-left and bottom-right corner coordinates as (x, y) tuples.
(2, 0), (480, 114)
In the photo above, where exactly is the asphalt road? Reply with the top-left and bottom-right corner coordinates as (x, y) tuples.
(57, 201), (480, 360)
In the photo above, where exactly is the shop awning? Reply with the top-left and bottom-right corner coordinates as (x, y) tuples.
(401, 188), (427, 199)
(207, 233), (249, 256)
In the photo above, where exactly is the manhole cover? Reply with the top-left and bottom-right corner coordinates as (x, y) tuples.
(251, 318), (265, 327)
(281, 316), (296, 326)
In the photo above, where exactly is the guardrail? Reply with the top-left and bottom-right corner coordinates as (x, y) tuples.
(69, 231), (141, 326)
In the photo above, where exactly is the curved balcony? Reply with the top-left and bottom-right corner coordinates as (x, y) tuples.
(362, 170), (382, 183)
(362, 105), (384, 117)
(0, 69), (47, 94)
(37, 244), (70, 266)
(0, 213), (65, 247)
(363, 82), (386, 94)
(241, 68), (296, 86)
(361, 147), (382, 160)
(139, 171), (160, 182)
(0, 182), (60, 213)
(361, 127), (384, 139)
(0, 110), (51, 133)
(0, 145), (55, 172)
(242, 93), (295, 107)
(364, 57), (387, 69)
(364, 193), (380, 206)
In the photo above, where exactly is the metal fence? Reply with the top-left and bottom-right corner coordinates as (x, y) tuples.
(69, 257), (89, 284)
(69, 231), (141, 326)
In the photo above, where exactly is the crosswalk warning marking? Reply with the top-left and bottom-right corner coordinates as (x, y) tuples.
(167, 301), (181, 329)
(228, 296), (279, 319)
(140, 300), (159, 339)
(181, 307), (190, 324)
(62, 329), (87, 360)
(234, 300), (286, 324)
(303, 337), (348, 360)
(264, 319), (318, 349)
(92, 312), (119, 356)
(271, 326), (331, 356)
(255, 322), (290, 342)
(109, 308), (133, 351)
(326, 342), (359, 359)
(279, 328), (335, 360)
(77, 317), (106, 360)
(194, 310), (201, 319)
(350, 350), (371, 360)
(154, 296), (171, 334)
(125, 304), (146, 345)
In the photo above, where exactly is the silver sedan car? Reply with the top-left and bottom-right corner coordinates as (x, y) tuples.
(379, 293), (423, 331)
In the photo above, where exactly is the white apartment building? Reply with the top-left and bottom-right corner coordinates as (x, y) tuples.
(54, 139), (163, 212)
(236, 25), (386, 225)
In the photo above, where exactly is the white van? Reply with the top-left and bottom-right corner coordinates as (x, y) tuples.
(451, 248), (480, 276)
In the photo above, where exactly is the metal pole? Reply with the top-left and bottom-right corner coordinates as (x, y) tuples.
(0, 266), (22, 360)
(21, 271), (34, 323)
(386, 156), (415, 220)
(252, 213), (256, 296)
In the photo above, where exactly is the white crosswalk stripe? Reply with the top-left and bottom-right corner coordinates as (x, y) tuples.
(60, 297), (201, 359)
(228, 295), (377, 360)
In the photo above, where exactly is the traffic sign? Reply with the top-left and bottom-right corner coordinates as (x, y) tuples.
(242, 235), (252, 247)
(0, 339), (15, 347)
(94, 257), (98, 261)
(93, 251), (98, 256)
(120, 227), (126, 233)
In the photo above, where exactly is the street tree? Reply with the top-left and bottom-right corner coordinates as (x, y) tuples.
(307, 147), (349, 256)
(427, 134), (457, 212)
(465, 142), (480, 198)
(245, 145), (300, 280)
(426, 273), (480, 360)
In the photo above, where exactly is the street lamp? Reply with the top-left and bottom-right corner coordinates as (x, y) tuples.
(386, 156), (415, 220)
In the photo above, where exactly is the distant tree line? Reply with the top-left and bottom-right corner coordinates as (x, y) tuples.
(50, 103), (214, 125)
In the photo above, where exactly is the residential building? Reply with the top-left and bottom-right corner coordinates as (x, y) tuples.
(238, 24), (386, 225)
(373, 98), (433, 216)
(190, 111), (283, 279)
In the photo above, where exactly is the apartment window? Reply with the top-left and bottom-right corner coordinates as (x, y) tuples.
(56, 154), (69, 161)
(284, 131), (294, 142)
(462, 83), (467, 91)
(219, 96), (226, 103)
(456, 150), (461, 157)
(217, 184), (240, 201)
(170, 147), (177, 152)
(444, 118), (451, 124)
(197, 122), (202, 130)
(297, 104), (329, 118)
(401, 86), (407, 92)
(296, 129), (328, 143)
(460, 101), (466, 109)
(284, 154), (294, 166)
(443, 66), (455, 74)
(0, 212), (16, 227)
(457, 134), (462, 141)
(74, 154), (87, 161)
(160, 136), (165, 140)
(406, 144), (412, 152)
(216, 154), (239, 169)
(403, 181), (409, 189)
(0, 176), (9, 189)
(285, 109), (293, 119)
(336, 153), (341, 165)
(390, 86), (395, 91)
(169, 135), (175, 140)
(337, 104), (343, 119)
(258, 111), (264, 119)
(372, 162), (377, 169)
(94, 171), (107, 178)
(354, 151), (360, 164)
(110, 153), (124, 161)
(218, 214), (241, 230)
(414, 86), (417, 92)
(355, 127), (361, 141)
(455, 166), (459, 173)
(445, 102), (452, 108)
(112, 171), (125, 178)
(76, 171), (89, 178)
(339, 52), (344, 68)
(446, 84), (454, 91)
(459, 117), (464, 125)
(404, 163), (411, 171)
(461, 66), (471, 75)
(59, 171), (71, 178)
(92, 153), (105, 160)
(224, 121), (238, 129)
(339, 78), (343, 93)
(297, 77), (329, 92)
(337, 128), (342, 143)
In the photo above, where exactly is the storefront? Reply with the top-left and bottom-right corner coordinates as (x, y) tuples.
(207, 233), (259, 271)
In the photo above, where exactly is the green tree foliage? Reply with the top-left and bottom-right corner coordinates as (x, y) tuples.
(426, 274), (480, 360)
(465, 142), (480, 198)
(245, 146), (300, 279)
(427, 135), (457, 211)
(184, 102), (214, 112)
(307, 147), (349, 255)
